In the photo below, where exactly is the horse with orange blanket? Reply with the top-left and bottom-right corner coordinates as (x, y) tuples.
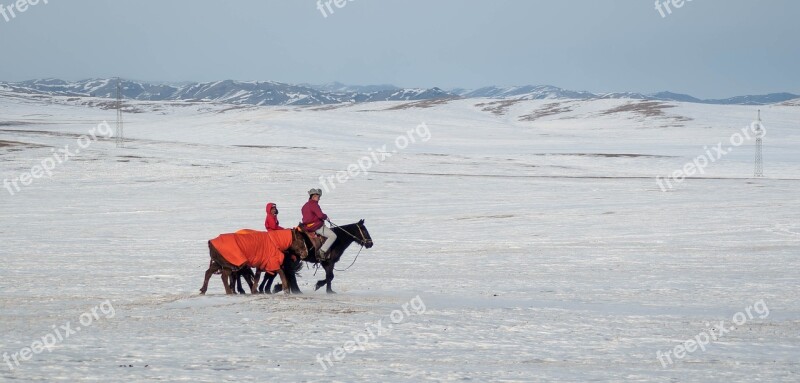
(200, 227), (311, 295)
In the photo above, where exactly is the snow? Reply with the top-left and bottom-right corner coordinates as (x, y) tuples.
(1, 93), (799, 381)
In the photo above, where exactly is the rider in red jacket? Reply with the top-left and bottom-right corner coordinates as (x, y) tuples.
(301, 188), (337, 260)
(265, 202), (284, 231)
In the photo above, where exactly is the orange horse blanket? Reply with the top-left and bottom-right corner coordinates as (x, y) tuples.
(209, 229), (292, 273)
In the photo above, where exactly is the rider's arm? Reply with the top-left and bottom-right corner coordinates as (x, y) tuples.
(314, 204), (328, 221)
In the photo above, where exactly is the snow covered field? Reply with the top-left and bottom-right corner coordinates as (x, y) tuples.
(1, 92), (799, 381)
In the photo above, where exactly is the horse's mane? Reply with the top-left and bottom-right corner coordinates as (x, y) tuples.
(332, 222), (359, 239)
(284, 254), (303, 276)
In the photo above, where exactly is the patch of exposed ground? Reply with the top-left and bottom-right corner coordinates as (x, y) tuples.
(0, 129), (107, 140)
(81, 100), (146, 113)
(385, 98), (459, 111)
(520, 102), (575, 121)
(531, 153), (674, 158)
(234, 145), (310, 150)
(779, 98), (800, 107)
(309, 103), (355, 112)
(475, 99), (526, 116)
(0, 140), (49, 153)
(600, 101), (692, 124)
(457, 214), (516, 221)
(0, 121), (35, 127)
(216, 105), (258, 114)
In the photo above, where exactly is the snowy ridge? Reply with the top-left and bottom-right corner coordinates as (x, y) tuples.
(453, 85), (800, 105)
(0, 79), (455, 106)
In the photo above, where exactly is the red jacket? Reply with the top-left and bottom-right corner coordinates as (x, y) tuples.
(301, 199), (328, 232)
(265, 202), (284, 231)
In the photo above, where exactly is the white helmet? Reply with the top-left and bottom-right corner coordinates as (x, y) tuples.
(308, 188), (322, 197)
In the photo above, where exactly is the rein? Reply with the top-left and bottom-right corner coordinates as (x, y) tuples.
(329, 221), (370, 246)
(335, 245), (363, 272)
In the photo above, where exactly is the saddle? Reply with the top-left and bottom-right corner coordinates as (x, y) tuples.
(296, 226), (327, 260)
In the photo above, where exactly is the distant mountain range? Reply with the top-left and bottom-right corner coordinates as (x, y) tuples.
(0, 79), (797, 106)
(450, 85), (800, 106)
(0, 79), (451, 106)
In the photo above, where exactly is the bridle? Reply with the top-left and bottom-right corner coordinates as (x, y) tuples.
(328, 221), (371, 272)
(330, 221), (372, 247)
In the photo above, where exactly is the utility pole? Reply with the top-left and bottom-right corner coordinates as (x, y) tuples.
(754, 109), (763, 177)
(116, 78), (124, 148)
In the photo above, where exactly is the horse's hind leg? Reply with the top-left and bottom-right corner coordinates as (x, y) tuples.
(259, 273), (273, 293)
(231, 272), (245, 294)
(266, 273), (279, 293)
(251, 269), (262, 294)
(221, 268), (234, 295)
(233, 269), (254, 294)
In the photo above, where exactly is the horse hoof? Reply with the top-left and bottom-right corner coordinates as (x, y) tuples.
(327, 290), (337, 294)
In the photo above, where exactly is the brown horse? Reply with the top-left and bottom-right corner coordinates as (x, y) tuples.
(199, 228), (311, 295)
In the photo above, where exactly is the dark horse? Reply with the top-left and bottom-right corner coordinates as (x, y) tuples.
(276, 220), (373, 294)
(232, 254), (305, 294)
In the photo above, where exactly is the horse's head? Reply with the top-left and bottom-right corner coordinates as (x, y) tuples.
(289, 227), (313, 260)
(356, 219), (373, 249)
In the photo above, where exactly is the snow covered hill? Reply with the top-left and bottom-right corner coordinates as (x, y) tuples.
(453, 85), (800, 105)
(0, 79), (455, 106)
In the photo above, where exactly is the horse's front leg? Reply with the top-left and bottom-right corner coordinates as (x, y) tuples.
(325, 263), (336, 294)
(288, 271), (302, 294)
(277, 269), (290, 295)
(315, 261), (328, 291)
(315, 262), (336, 294)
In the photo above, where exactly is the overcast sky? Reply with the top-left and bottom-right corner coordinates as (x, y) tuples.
(1, 0), (797, 98)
